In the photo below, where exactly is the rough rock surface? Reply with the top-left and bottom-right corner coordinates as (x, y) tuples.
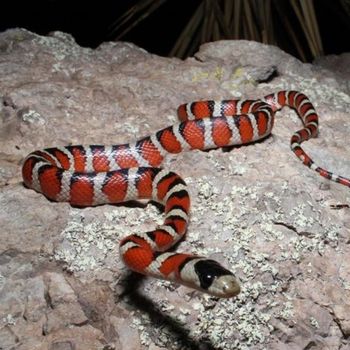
(0, 28), (349, 350)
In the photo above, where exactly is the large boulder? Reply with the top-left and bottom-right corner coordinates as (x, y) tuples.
(0, 28), (349, 350)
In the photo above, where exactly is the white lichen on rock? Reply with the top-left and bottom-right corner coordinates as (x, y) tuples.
(34, 31), (93, 62)
(54, 203), (166, 274)
(279, 301), (295, 320)
(310, 316), (319, 329)
(21, 109), (45, 124)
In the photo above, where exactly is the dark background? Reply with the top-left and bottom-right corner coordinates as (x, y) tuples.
(1, 0), (349, 61)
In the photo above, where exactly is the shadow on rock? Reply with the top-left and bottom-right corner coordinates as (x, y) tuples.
(117, 272), (221, 350)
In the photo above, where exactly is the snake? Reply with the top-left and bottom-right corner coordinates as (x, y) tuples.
(22, 90), (350, 298)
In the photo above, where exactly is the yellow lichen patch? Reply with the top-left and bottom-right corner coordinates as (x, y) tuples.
(191, 66), (224, 82)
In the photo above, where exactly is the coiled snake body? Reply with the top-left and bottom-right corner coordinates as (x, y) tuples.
(22, 91), (350, 298)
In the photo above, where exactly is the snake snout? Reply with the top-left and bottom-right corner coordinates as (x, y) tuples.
(217, 275), (241, 298)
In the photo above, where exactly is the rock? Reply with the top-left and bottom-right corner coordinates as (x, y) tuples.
(0, 28), (349, 349)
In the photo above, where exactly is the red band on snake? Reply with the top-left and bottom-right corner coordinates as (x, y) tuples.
(22, 91), (350, 298)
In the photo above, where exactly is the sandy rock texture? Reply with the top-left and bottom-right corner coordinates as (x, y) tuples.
(0, 28), (349, 350)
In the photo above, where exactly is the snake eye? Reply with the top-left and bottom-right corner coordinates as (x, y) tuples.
(200, 271), (215, 289)
(194, 259), (231, 290)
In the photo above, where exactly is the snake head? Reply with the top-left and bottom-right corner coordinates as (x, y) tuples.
(264, 93), (281, 112)
(180, 258), (241, 298)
